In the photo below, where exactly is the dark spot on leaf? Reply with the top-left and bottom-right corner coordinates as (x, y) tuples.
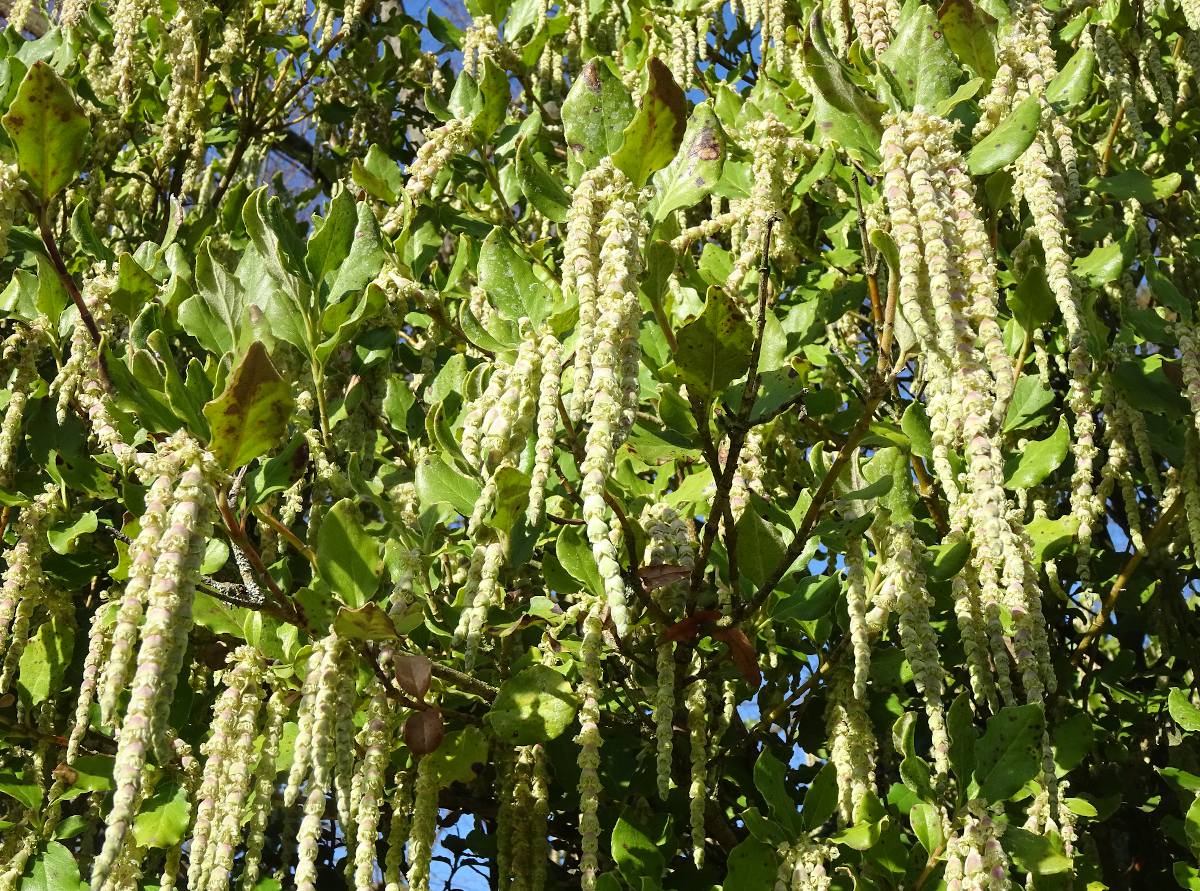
(582, 59), (602, 92)
(695, 126), (721, 161)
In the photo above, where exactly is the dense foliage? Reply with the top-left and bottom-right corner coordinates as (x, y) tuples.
(2, 0), (1200, 888)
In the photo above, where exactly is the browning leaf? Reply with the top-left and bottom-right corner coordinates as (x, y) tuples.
(395, 653), (432, 701)
(663, 609), (721, 643)
(639, 564), (691, 590)
(712, 627), (762, 688)
(404, 708), (445, 755)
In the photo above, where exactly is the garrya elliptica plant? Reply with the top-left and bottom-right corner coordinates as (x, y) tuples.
(4, 0), (1200, 887)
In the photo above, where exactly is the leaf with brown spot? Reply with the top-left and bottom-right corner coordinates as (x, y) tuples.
(1, 61), (90, 203)
(639, 563), (691, 590)
(711, 626), (762, 687)
(202, 342), (295, 471)
(651, 100), (727, 222)
(404, 708), (445, 755)
(561, 58), (635, 174)
(395, 653), (432, 701)
(663, 609), (721, 643)
(613, 57), (687, 188)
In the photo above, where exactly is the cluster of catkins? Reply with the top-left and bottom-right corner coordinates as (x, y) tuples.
(459, 319), (563, 532)
(283, 633), (441, 891)
(877, 109), (1064, 835)
(89, 433), (219, 891)
(0, 485), (58, 693)
(642, 503), (695, 801)
(775, 838), (838, 891)
(943, 803), (1014, 891)
(0, 325), (43, 484)
(186, 647), (285, 891)
(975, 0), (1098, 574)
(564, 159), (647, 637)
(495, 744), (551, 889)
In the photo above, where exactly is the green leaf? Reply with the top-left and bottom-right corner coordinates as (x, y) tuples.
(1170, 689), (1200, 732)
(1094, 170), (1158, 204)
(1073, 240), (1126, 287)
(773, 574), (838, 622)
(426, 726), (488, 787)
(556, 525), (604, 597)
(863, 446), (916, 522)
(109, 253), (157, 318)
(1052, 712), (1093, 772)
(473, 56), (509, 141)
(1004, 417), (1069, 489)
(948, 692), (975, 784)
(1005, 826), (1071, 875)
(929, 536), (970, 581)
(180, 239), (246, 357)
(0, 770), (42, 809)
(1046, 45), (1095, 108)
(1025, 514), (1078, 562)
(485, 664), (580, 745)
(735, 501), (786, 590)
(1, 60), (90, 202)
(16, 611), (74, 706)
(242, 187), (310, 303)
(316, 498), (382, 608)
(723, 837), (778, 890)
(333, 603), (398, 641)
(1188, 796), (1200, 857)
(21, 841), (82, 891)
(70, 198), (116, 263)
(910, 802), (944, 854)
(415, 452), (482, 516)
(881, 0), (964, 109)
(305, 188), (357, 287)
(561, 58), (636, 175)
(133, 782), (191, 848)
(973, 703), (1045, 803)
(325, 199), (386, 307)
(47, 511), (97, 555)
(967, 95), (1040, 175)
(753, 750), (802, 837)
(1112, 357), (1188, 415)
(1004, 375), (1054, 433)
(611, 809), (667, 886)
(651, 101), (727, 223)
(1008, 260), (1056, 331)
(516, 132), (570, 223)
(801, 10), (884, 147)
(900, 402), (933, 460)
(478, 230), (551, 325)
(937, 0), (998, 78)
(674, 290), (753, 402)
(448, 69), (482, 123)
(802, 762), (839, 829)
(351, 144), (404, 203)
(612, 57), (687, 188)
(202, 342), (295, 471)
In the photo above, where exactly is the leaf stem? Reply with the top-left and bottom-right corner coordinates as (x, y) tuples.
(37, 205), (99, 345)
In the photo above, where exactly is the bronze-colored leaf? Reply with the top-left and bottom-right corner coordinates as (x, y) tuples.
(404, 708), (445, 755)
(663, 609), (721, 643)
(712, 626), (762, 688)
(395, 653), (432, 701)
(639, 564), (691, 590)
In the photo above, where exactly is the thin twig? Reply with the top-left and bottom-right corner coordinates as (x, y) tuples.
(1073, 497), (1182, 664)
